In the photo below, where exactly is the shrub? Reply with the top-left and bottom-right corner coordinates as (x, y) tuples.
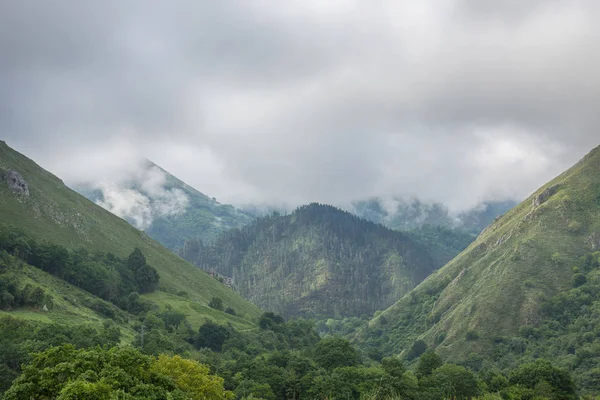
(208, 297), (224, 311)
(225, 307), (236, 315)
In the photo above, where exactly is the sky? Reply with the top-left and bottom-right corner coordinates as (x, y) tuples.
(1, 0), (599, 212)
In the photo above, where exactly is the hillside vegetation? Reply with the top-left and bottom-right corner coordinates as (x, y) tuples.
(182, 204), (436, 318)
(360, 144), (600, 393)
(0, 141), (260, 328)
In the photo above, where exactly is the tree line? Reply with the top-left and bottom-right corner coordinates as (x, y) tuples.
(0, 226), (159, 313)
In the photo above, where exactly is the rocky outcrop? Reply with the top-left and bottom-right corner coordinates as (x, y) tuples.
(532, 184), (561, 207)
(587, 233), (600, 251)
(5, 170), (29, 196)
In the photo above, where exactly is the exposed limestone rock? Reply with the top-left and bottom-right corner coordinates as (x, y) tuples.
(5, 170), (29, 196)
(587, 233), (600, 251)
(532, 184), (561, 207)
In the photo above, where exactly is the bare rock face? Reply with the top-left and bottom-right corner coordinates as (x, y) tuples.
(6, 170), (29, 196)
(532, 184), (561, 207)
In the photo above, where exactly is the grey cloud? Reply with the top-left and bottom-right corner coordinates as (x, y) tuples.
(1, 0), (599, 211)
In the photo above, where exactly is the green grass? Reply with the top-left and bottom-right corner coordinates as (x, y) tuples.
(0, 141), (261, 330)
(363, 145), (600, 362)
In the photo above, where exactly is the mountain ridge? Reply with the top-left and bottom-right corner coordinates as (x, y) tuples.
(183, 203), (438, 319)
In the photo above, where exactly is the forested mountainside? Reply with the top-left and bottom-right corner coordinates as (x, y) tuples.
(406, 225), (476, 268)
(78, 159), (253, 250)
(181, 203), (437, 318)
(359, 144), (600, 394)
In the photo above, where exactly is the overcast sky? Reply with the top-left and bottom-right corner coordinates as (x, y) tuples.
(1, 0), (599, 211)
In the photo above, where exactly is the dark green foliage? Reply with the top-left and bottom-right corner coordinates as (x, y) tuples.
(0, 309), (580, 400)
(572, 272), (587, 287)
(0, 316), (121, 395)
(407, 339), (428, 360)
(0, 227), (159, 311)
(416, 350), (443, 378)
(259, 312), (285, 330)
(208, 296), (224, 311)
(0, 275), (47, 310)
(420, 364), (480, 399)
(196, 321), (230, 352)
(224, 307), (236, 315)
(314, 336), (359, 370)
(127, 248), (160, 293)
(509, 359), (577, 399)
(159, 308), (187, 332)
(182, 203), (437, 318)
(465, 330), (480, 341)
(381, 356), (406, 378)
(2, 345), (177, 400)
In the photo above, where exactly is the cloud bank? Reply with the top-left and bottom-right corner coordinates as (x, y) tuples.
(1, 1), (599, 211)
(86, 159), (189, 230)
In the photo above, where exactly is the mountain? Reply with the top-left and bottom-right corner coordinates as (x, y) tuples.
(351, 197), (515, 268)
(181, 203), (437, 319)
(77, 160), (253, 250)
(0, 141), (261, 330)
(360, 144), (600, 391)
(351, 197), (517, 233)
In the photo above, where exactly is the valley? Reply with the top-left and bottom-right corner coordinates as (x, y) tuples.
(1, 141), (599, 398)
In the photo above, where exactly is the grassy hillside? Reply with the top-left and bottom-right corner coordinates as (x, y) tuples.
(0, 141), (260, 329)
(182, 204), (437, 319)
(0, 253), (136, 341)
(361, 145), (600, 367)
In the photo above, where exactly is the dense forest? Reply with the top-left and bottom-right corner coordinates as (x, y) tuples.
(0, 310), (581, 399)
(180, 203), (437, 318)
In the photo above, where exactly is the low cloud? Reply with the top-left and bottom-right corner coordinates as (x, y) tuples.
(1, 1), (599, 211)
(88, 159), (189, 230)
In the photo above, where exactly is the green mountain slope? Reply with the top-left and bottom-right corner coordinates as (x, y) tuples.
(361, 145), (600, 366)
(78, 160), (253, 250)
(0, 141), (260, 329)
(182, 204), (437, 319)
